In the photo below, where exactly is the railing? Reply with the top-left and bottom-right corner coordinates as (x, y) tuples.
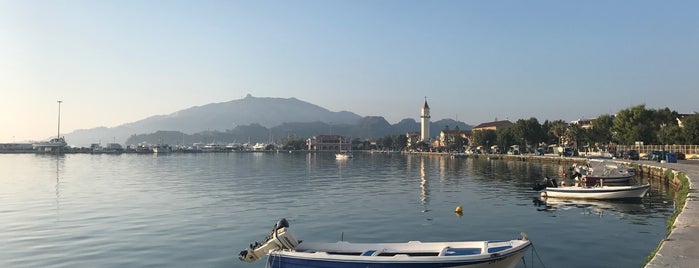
(616, 145), (699, 155)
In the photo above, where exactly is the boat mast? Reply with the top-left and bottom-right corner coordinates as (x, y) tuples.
(57, 100), (62, 139)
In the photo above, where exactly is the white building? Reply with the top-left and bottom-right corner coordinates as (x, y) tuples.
(420, 97), (431, 142)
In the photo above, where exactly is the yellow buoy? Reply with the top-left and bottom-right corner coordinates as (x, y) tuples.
(455, 205), (463, 213)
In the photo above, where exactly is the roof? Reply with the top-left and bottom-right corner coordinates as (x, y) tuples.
(422, 100), (430, 109)
(472, 120), (513, 130)
(441, 129), (471, 135)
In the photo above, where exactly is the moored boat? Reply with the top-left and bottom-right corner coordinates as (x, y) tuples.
(569, 159), (635, 185)
(239, 219), (531, 268)
(534, 177), (649, 199)
(335, 151), (353, 159)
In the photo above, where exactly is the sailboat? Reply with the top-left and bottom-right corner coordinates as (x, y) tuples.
(335, 136), (353, 159)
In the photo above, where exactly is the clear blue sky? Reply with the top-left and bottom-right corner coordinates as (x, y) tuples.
(2, 0), (698, 143)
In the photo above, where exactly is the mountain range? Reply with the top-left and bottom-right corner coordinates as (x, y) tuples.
(63, 94), (471, 146)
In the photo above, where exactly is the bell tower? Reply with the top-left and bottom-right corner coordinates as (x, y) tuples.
(420, 97), (430, 141)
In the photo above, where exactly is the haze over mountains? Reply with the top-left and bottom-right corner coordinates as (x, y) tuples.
(63, 94), (471, 147)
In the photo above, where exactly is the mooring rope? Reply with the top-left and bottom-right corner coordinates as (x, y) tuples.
(524, 242), (547, 268)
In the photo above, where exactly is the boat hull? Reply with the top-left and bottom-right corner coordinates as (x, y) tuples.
(266, 241), (530, 268)
(544, 184), (650, 199)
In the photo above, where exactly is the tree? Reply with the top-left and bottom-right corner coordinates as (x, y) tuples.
(393, 135), (408, 150)
(564, 124), (584, 150)
(590, 114), (614, 146)
(681, 113), (699, 144)
(471, 130), (496, 148)
(512, 117), (544, 153)
(496, 127), (515, 150)
(548, 120), (568, 146)
(612, 105), (654, 145)
(281, 136), (306, 150)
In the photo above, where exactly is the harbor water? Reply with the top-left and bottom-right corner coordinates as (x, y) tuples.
(0, 153), (674, 268)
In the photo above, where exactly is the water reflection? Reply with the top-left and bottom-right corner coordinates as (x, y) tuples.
(51, 154), (65, 221)
(533, 197), (648, 218)
(420, 157), (429, 205)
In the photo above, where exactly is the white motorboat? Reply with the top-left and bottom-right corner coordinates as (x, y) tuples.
(239, 219), (531, 268)
(534, 177), (650, 199)
(335, 151), (353, 159)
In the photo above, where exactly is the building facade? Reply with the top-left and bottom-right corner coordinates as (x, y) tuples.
(472, 120), (513, 132)
(306, 135), (351, 151)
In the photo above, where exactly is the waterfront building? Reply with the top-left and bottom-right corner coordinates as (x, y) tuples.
(306, 135), (351, 151)
(0, 143), (34, 153)
(439, 128), (471, 149)
(472, 120), (513, 132)
(570, 118), (594, 129)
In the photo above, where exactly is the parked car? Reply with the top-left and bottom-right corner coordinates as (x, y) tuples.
(534, 148), (545, 156)
(623, 150), (639, 160)
(674, 152), (686, 160)
(646, 150), (665, 161)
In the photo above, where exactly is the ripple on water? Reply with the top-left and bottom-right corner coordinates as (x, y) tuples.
(0, 153), (675, 268)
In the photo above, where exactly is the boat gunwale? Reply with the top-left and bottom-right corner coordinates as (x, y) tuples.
(269, 239), (531, 263)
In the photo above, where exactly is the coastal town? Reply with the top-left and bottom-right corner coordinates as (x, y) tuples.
(2, 99), (698, 162)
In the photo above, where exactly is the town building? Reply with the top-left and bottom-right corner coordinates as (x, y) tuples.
(438, 129), (471, 149)
(472, 120), (513, 132)
(306, 135), (351, 151)
(570, 118), (594, 129)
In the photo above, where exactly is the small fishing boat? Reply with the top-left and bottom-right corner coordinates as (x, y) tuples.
(533, 177), (650, 199)
(239, 219), (531, 268)
(569, 159), (635, 185)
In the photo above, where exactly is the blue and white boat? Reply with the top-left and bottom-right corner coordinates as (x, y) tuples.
(239, 219), (531, 268)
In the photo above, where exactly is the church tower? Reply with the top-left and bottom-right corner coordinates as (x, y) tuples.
(420, 97), (431, 141)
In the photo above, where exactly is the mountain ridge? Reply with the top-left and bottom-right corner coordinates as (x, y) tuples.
(63, 95), (471, 146)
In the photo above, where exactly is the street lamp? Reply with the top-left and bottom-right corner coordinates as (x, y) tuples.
(57, 100), (62, 139)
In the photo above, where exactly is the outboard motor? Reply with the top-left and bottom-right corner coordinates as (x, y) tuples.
(239, 218), (300, 263)
(533, 177), (558, 191)
(275, 218), (289, 230)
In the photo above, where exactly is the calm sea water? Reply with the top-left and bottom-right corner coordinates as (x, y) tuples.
(0, 153), (674, 268)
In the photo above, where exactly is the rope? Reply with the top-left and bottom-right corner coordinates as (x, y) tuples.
(265, 253), (282, 268)
(530, 242), (547, 268)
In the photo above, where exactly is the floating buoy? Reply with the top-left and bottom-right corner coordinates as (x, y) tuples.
(455, 205), (463, 213)
(540, 192), (548, 198)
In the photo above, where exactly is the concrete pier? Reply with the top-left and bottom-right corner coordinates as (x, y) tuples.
(640, 160), (699, 268)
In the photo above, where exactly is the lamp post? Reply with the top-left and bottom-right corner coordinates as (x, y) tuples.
(57, 100), (62, 139)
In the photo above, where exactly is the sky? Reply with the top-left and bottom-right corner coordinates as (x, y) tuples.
(1, 0), (698, 143)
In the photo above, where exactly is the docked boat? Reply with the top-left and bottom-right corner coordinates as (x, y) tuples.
(33, 137), (68, 152)
(569, 159), (635, 185)
(239, 219), (531, 268)
(152, 144), (172, 154)
(533, 177), (650, 199)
